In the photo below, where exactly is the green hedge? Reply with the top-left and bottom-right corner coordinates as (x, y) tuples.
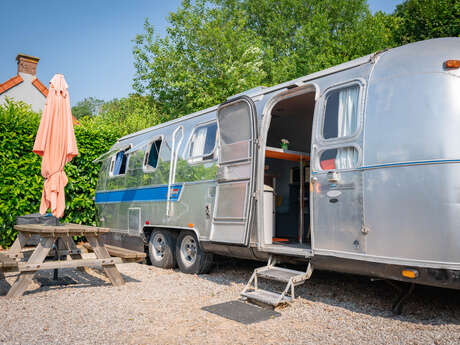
(0, 100), (123, 248)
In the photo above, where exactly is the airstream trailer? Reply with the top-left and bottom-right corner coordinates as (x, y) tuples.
(95, 38), (460, 306)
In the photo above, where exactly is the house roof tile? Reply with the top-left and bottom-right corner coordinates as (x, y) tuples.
(31, 78), (49, 97)
(0, 75), (24, 95)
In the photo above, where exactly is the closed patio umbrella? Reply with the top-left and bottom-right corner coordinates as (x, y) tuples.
(33, 74), (78, 218)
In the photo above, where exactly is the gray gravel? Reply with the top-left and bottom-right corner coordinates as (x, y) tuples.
(1, 255), (460, 345)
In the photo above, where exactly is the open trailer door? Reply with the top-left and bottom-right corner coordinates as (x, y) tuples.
(209, 96), (257, 245)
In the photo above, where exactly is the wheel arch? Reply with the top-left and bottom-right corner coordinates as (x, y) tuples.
(142, 225), (200, 244)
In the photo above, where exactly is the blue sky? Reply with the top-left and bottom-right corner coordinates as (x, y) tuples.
(0, 0), (403, 106)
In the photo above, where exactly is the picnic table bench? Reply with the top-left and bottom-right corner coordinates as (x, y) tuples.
(83, 243), (146, 263)
(0, 223), (145, 298)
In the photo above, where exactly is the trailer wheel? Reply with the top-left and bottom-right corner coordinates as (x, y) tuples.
(148, 230), (176, 269)
(176, 231), (213, 274)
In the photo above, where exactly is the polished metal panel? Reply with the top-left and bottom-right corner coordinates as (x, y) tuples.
(214, 182), (248, 219)
(312, 170), (365, 253)
(361, 38), (460, 266)
(364, 164), (460, 262)
(128, 208), (141, 235)
(220, 140), (250, 164)
(216, 162), (251, 181)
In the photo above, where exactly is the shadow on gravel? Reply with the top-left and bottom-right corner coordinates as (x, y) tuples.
(202, 300), (281, 324)
(199, 257), (460, 326)
(0, 267), (141, 297)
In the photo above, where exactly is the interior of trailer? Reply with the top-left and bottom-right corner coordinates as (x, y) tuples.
(263, 90), (315, 249)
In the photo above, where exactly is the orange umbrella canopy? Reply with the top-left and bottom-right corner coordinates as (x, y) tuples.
(33, 74), (78, 218)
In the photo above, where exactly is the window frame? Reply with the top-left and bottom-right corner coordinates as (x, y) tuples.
(186, 120), (219, 165)
(319, 80), (365, 143)
(143, 135), (164, 173)
(317, 144), (362, 172)
(109, 144), (132, 177)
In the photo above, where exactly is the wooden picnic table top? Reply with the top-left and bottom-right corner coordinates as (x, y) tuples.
(14, 223), (110, 235)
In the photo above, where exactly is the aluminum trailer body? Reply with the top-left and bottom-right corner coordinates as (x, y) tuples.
(95, 38), (460, 289)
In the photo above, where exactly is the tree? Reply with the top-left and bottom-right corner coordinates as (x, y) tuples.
(393, 0), (460, 45)
(71, 97), (105, 119)
(92, 94), (164, 136)
(240, 0), (396, 84)
(133, 0), (396, 117)
(133, 0), (267, 118)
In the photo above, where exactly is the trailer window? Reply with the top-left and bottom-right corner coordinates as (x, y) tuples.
(144, 138), (162, 171)
(110, 149), (129, 176)
(319, 147), (358, 170)
(323, 85), (359, 140)
(189, 122), (218, 163)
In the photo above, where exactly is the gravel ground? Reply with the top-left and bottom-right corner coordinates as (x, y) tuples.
(1, 255), (460, 345)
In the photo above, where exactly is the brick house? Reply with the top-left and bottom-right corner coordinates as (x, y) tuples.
(0, 54), (49, 112)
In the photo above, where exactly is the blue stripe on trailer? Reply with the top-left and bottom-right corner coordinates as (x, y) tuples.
(95, 184), (183, 204)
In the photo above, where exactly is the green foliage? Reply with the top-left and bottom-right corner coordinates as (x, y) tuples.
(0, 99), (42, 247)
(241, 0), (396, 84)
(394, 0), (460, 44)
(133, 0), (397, 116)
(71, 97), (105, 119)
(92, 94), (165, 136)
(133, 0), (267, 117)
(0, 100), (123, 248)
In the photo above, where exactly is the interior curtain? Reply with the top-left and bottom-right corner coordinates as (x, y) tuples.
(336, 86), (359, 169)
(190, 127), (207, 161)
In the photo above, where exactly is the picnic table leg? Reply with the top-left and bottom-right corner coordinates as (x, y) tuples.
(61, 236), (85, 272)
(61, 236), (83, 260)
(0, 270), (11, 294)
(86, 235), (124, 287)
(6, 237), (55, 298)
(8, 232), (27, 259)
(53, 238), (65, 280)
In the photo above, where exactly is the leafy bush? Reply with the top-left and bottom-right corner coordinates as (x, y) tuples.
(0, 100), (123, 248)
(0, 100), (42, 247)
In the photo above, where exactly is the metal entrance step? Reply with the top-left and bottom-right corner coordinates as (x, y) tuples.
(257, 267), (306, 283)
(241, 256), (313, 307)
(241, 289), (292, 306)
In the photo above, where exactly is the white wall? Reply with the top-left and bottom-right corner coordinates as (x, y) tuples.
(0, 73), (46, 112)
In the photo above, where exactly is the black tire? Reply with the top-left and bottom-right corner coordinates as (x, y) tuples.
(176, 231), (213, 274)
(148, 229), (176, 269)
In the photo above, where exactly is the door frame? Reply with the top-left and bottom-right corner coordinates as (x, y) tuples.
(257, 83), (320, 251)
(209, 95), (258, 246)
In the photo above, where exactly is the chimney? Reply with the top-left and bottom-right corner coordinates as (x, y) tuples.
(16, 54), (40, 76)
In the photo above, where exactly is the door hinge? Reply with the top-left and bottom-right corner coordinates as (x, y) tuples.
(252, 191), (258, 200)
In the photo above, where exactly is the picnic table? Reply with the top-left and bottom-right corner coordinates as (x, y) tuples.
(0, 223), (144, 298)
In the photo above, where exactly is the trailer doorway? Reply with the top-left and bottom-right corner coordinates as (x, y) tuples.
(261, 87), (316, 252)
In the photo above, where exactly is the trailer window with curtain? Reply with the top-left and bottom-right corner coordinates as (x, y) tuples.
(321, 84), (360, 171)
(319, 147), (359, 171)
(322, 85), (360, 140)
(188, 122), (218, 163)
